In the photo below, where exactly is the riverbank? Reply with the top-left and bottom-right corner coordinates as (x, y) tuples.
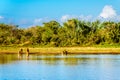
(0, 47), (120, 54)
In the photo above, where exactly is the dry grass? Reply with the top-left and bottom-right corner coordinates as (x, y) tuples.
(0, 47), (120, 54)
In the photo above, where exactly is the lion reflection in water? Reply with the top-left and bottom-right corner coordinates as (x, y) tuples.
(18, 48), (29, 59)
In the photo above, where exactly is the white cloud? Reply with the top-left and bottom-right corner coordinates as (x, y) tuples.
(31, 17), (52, 27)
(34, 17), (52, 24)
(79, 15), (93, 21)
(34, 18), (42, 23)
(60, 15), (93, 22)
(0, 16), (4, 19)
(61, 15), (77, 22)
(61, 15), (69, 22)
(19, 19), (29, 25)
(99, 5), (116, 18)
(116, 15), (120, 21)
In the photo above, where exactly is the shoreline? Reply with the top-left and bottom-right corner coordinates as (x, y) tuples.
(0, 47), (120, 55)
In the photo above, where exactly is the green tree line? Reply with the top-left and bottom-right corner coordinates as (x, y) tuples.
(0, 19), (120, 47)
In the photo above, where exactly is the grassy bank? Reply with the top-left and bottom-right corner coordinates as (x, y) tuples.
(0, 46), (120, 54)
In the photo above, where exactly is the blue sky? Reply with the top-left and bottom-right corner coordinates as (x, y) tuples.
(0, 0), (120, 28)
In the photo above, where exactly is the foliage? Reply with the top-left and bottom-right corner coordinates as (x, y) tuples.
(0, 19), (120, 47)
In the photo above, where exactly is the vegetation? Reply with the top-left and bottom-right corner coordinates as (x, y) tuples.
(0, 19), (120, 47)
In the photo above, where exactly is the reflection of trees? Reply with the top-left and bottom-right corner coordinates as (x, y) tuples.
(0, 54), (18, 64)
(63, 57), (79, 65)
(34, 55), (101, 66)
(63, 57), (99, 66)
(0, 54), (116, 66)
(37, 55), (61, 65)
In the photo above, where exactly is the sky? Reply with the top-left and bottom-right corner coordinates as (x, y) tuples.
(0, 0), (120, 28)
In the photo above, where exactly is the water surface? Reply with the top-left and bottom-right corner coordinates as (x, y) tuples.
(0, 53), (120, 80)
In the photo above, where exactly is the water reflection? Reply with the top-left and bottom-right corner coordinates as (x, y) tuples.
(0, 53), (119, 65)
(0, 54), (18, 64)
(0, 54), (120, 80)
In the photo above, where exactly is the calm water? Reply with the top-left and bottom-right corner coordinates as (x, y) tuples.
(0, 53), (120, 80)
